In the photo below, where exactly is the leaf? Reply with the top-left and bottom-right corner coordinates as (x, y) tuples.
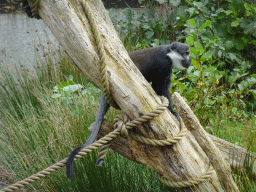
(186, 19), (196, 29)
(228, 53), (236, 61)
(68, 75), (74, 81)
(156, 0), (166, 4)
(194, 41), (204, 55)
(190, 47), (197, 55)
(218, 50), (222, 57)
(199, 20), (212, 32)
(87, 87), (101, 94)
(251, 74), (256, 79)
(63, 84), (83, 93)
(169, 0), (181, 6)
(186, 36), (194, 46)
(238, 81), (249, 91)
(250, 89), (256, 99)
(145, 31), (154, 39)
(193, 2), (204, 9)
(244, 3), (253, 11)
(193, 70), (200, 77)
(52, 93), (62, 99)
(123, 8), (132, 22)
(142, 23), (151, 30)
(241, 36), (248, 44)
(225, 41), (234, 49)
(151, 39), (160, 47)
(177, 82), (186, 89)
(204, 97), (216, 106)
(53, 86), (59, 93)
(201, 51), (213, 61)
(204, 66), (217, 73)
(247, 77), (256, 84)
(232, 107), (238, 113)
(224, 10), (233, 16)
(231, 18), (241, 27)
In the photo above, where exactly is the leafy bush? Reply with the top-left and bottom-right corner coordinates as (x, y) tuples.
(109, 0), (256, 123)
(108, 4), (172, 51)
(172, 18), (256, 124)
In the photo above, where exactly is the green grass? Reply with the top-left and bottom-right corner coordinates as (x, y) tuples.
(0, 50), (255, 191)
(0, 52), (176, 191)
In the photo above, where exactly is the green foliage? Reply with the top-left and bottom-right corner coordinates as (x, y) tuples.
(166, 0), (256, 122)
(108, 4), (172, 51)
(171, 19), (256, 123)
(52, 75), (101, 104)
(109, 0), (255, 121)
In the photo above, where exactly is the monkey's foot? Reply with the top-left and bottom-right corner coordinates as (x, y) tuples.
(172, 111), (179, 121)
(96, 158), (104, 167)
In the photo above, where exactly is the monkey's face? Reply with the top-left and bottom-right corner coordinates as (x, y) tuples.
(166, 42), (191, 70)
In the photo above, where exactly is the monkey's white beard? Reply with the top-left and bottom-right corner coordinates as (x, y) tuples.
(167, 51), (186, 70)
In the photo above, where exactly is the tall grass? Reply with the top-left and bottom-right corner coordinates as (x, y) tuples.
(0, 48), (255, 191)
(0, 52), (175, 191)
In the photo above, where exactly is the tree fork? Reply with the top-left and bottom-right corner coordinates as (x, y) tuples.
(26, 0), (239, 191)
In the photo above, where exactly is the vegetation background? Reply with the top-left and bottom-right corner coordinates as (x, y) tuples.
(0, 0), (255, 191)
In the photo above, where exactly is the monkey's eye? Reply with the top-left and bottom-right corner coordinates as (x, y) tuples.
(183, 53), (187, 56)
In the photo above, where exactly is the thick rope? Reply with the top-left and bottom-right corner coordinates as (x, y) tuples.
(2, 0), (215, 190)
(97, 114), (187, 161)
(96, 102), (215, 188)
(97, 95), (175, 160)
(8, 0), (117, 107)
(158, 167), (215, 188)
(0, 97), (169, 192)
(127, 119), (187, 146)
(81, 0), (118, 108)
(23, 0), (116, 106)
(13, 0), (115, 106)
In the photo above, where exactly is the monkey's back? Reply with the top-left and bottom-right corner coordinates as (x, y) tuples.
(129, 47), (158, 73)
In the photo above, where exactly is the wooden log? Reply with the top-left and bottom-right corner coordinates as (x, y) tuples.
(171, 93), (237, 189)
(27, 0), (238, 191)
(208, 134), (256, 178)
(172, 92), (256, 182)
(93, 113), (256, 179)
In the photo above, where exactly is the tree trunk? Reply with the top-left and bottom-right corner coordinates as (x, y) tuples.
(27, 0), (240, 191)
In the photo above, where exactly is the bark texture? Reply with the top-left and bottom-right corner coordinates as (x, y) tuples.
(27, 0), (241, 191)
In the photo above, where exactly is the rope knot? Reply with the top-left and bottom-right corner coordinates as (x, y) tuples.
(113, 114), (130, 136)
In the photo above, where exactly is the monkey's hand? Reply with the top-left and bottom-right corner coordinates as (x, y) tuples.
(24, 5), (32, 18)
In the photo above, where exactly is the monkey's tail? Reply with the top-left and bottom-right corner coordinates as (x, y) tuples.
(66, 145), (85, 179)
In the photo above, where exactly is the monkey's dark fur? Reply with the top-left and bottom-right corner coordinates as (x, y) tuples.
(66, 41), (191, 179)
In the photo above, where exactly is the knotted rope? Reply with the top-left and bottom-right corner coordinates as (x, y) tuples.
(81, 0), (118, 108)
(1, 96), (169, 192)
(97, 111), (187, 161)
(158, 167), (215, 188)
(1, 1), (215, 191)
